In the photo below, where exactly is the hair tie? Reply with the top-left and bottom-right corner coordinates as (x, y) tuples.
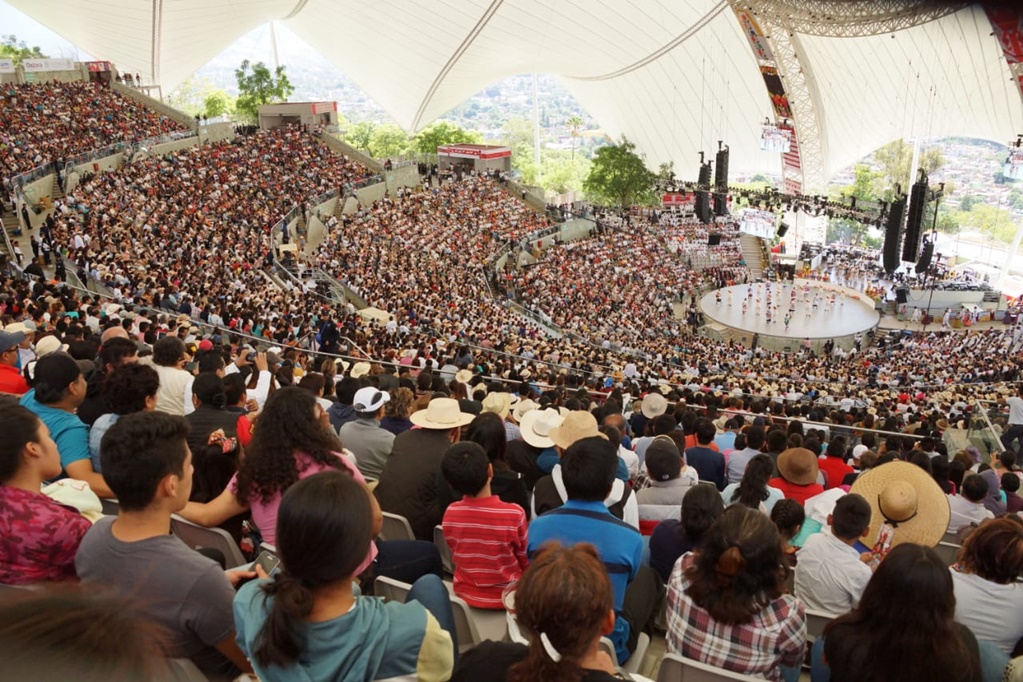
(539, 632), (562, 662)
(715, 545), (746, 579)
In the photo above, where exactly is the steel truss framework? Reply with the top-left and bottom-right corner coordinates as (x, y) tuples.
(735, 1), (967, 37)
(735, 0), (969, 195)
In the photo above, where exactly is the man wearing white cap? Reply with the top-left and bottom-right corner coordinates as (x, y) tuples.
(339, 387), (394, 480)
(374, 397), (475, 541)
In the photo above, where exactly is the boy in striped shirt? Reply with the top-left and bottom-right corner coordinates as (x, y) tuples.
(441, 442), (529, 609)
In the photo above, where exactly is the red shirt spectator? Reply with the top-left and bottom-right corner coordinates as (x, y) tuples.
(442, 494), (528, 609)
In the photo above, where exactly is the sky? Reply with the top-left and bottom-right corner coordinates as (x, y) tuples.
(1, 1), (95, 60)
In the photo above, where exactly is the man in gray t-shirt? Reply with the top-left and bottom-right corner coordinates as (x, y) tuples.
(77, 516), (240, 676)
(75, 411), (261, 677)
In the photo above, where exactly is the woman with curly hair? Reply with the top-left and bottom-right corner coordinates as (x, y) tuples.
(180, 386), (441, 582)
(666, 505), (805, 681)
(380, 386), (414, 435)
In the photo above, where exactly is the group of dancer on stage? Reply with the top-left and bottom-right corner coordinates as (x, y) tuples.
(715, 280), (850, 331)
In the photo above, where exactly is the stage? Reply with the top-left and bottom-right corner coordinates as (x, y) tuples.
(699, 280), (880, 351)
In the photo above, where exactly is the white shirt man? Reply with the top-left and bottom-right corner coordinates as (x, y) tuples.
(947, 475), (995, 533)
(794, 494), (873, 616)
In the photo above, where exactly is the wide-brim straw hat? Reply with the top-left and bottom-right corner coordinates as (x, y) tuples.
(409, 398), (475, 430)
(548, 411), (607, 451)
(455, 369), (474, 384)
(511, 398), (537, 423)
(777, 447), (820, 486)
(850, 460), (950, 548)
(519, 407), (565, 449)
(350, 361), (372, 378)
(482, 392), (512, 420)
(641, 392), (668, 419)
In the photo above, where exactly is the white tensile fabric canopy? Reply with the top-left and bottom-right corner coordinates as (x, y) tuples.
(9, 0), (1021, 182)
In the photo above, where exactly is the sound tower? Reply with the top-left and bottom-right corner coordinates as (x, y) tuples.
(903, 175), (929, 263)
(882, 195), (906, 275)
(713, 145), (729, 216)
(696, 159), (713, 224)
(915, 237), (934, 274)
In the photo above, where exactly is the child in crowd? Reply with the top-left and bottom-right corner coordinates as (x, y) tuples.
(441, 442), (529, 609)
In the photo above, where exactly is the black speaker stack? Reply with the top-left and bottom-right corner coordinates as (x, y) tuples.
(902, 173), (929, 263)
(713, 145), (729, 217)
(882, 195), (906, 275)
(696, 158), (713, 224)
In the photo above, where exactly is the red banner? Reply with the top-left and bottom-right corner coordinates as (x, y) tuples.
(86, 61), (111, 72)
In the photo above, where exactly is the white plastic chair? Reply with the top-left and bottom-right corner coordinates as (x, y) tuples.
(375, 576), (507, 653)
(379, 512), (415, 542)
(598, 633), (650, 675)
(934, 541), (961, 566)
(434, 525), (455, 575)
(170, 514), (246, 567)
(804, 608), (836, 643)
(656, 652), (763, 681)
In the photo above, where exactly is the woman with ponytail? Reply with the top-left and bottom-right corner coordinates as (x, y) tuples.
(666, 505), (805, 682)
(233, 470), (456, 681)
(452, 542), (625, 682)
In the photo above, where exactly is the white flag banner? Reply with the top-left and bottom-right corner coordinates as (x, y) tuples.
(23, 58), (76, 73)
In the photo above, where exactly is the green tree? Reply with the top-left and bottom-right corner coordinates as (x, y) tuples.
(935, 209), (959, 234)
(566, 114), (584, 160)
(582, 137), (656, 209)
(202, 89), (235, 119)
(234, 60), (295, 123)
(368, 123), (410, 159)
(0, 34), (45, 66)
(342, 121), (376, 152)
(958, 203), (1018, 243)
(409, 121), (481, 154)
(873, 140), (945, 198)
(958, 194), (979, 212)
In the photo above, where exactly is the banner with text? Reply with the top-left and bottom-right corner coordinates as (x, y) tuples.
(23, 58), (76, 73)
(0, 59), (14, 74)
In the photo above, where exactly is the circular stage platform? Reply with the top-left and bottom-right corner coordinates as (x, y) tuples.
(699, 280), (880, 351)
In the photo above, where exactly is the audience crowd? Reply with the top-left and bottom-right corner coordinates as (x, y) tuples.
(1, 80), (188, 182)
(2, 81), (1023, 682)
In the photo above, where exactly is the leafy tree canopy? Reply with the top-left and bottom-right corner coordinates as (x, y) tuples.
(410, 120), (481, 154)
(0, 34), (45, 66)
(582, 137), (656, 208)
(369, 123), (409, 159)
(234, 60), (294, 123)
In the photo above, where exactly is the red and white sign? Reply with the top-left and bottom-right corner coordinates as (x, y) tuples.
(661, 193), (695, 207)
(0, 59), (14, 74)
(86, 61), (112, 72)
(311, 101), (336, 114)
(437, 145), (511, 160)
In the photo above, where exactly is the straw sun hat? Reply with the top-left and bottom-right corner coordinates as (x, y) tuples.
(850, 461), (950, 548)
(409, 398), (475, 430)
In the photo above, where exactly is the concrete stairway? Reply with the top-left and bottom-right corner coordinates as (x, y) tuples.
(740, 233), (767, 280)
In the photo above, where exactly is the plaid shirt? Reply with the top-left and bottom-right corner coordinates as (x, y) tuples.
(666, 553), (806, 681)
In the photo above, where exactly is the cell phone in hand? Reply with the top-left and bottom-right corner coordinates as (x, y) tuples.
(251, 550), (281, 576)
